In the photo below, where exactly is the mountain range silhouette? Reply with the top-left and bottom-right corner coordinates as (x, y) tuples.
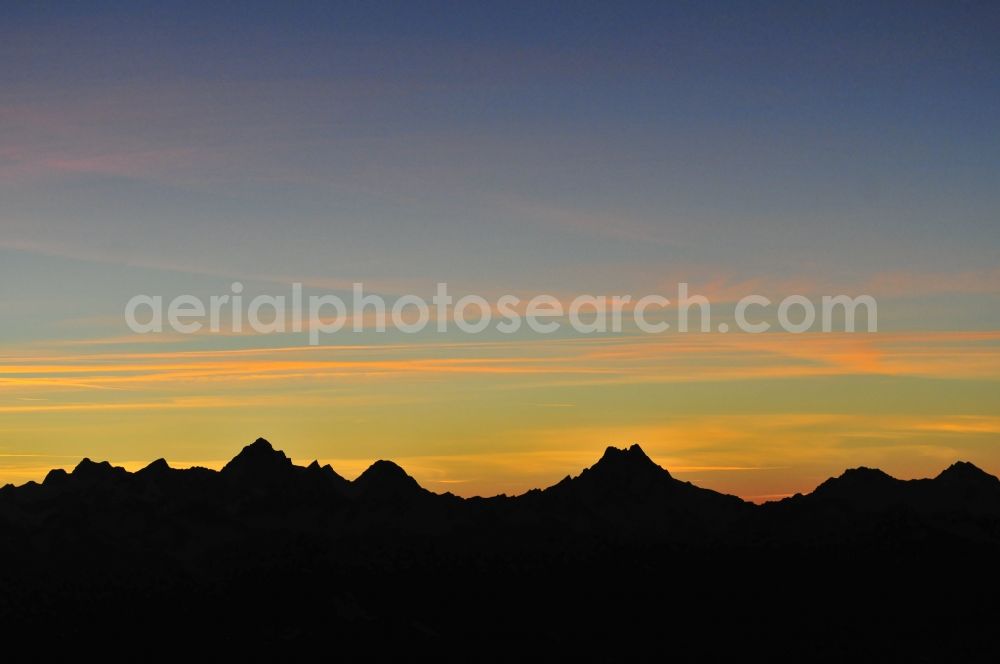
(2, 437), (999, 655)
(8, 437), (999, 523)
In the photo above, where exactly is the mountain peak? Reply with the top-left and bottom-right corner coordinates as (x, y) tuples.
(43, 468), (70, 486)
(554, 443), (672, 491)
(70, 458), (126, 484)
(816, 466), (898, 489)
(353, 460), (425, 500)
(600, 443), (648, 459)
(935, 461), (998, 486)
(138, 458), (171, 474)
(222, 438), (293, 479)
(248, 437), (276, 452)
(74, 457), (107, 472)
(811, 466), (902, 505)
(540, 443), (746, 515)
(839, 466), (895, 481)
(594, 444), (664, 475)
(306, 459), (348, 480)
(357, 460), (414, 482)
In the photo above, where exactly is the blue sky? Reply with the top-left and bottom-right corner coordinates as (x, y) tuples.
(3, 1), (997, 289)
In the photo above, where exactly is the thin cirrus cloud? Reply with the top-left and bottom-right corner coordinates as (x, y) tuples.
(2, 331), (998, 396)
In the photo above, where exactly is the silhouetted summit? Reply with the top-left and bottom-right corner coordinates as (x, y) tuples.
(539, 444), (747, 530)
(936, 460), (999, 487)
(138, 458), (171, 476)
(222, 437), (294, 481)
(353, 460), (428, 502)
(810, 466), (903, 507)
(547, 443), (671, 497)
(594, 443), (664, 474)
(42, 467), (70, 486)
(70, 458), (127, 486)
(306, 459), (344, 479)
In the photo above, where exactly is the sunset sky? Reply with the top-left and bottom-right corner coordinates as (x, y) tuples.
(2, 2), (998, 500)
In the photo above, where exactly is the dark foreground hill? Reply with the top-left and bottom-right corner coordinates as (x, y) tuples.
(2, 438), (999, 657)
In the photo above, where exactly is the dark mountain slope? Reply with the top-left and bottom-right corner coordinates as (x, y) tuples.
(1, 438), (999, 655)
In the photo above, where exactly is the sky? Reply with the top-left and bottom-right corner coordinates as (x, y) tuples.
(1, 1), (998, 500)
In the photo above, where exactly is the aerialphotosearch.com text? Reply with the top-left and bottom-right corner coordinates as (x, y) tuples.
(125, 282), (877, 345)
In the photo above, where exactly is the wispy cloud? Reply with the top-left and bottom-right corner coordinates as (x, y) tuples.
(3, 331), (998, 396)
